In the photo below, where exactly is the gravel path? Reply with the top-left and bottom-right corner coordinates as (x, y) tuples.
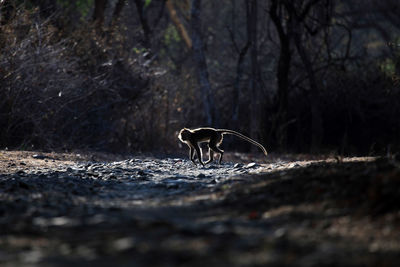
(1, 152), (399, 266)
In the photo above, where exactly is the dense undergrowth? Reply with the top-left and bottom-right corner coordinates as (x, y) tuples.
(1, 4), (400, 155)
(0, 7), (160, 152)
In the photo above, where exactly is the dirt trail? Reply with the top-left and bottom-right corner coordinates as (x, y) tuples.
(0, 150), (399, 266)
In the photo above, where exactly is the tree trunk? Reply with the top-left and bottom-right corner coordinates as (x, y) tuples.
(293, 24), (323, 153)
(231, 0), (250, 125)
(269, 0), (292, 150)
(190, 0), (216, 126)
(247, 0), (259, 143)
(276, 38), (291, 150)
(93, 0), (108, 27)
(132, 0), (151, 48)
(232, 42), (249, 124)
(111, 0), (126, 25)
(166, 0), (192, 50)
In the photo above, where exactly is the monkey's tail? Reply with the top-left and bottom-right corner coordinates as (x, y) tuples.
(218, 129), (268, 157)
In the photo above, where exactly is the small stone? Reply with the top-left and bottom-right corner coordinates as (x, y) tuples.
(245, 162), (258, 168)
(112, 237), (134, 251)
(233, 163), (242, 168)
(32, 154), (47, 160)
(274, 228), (287, 238)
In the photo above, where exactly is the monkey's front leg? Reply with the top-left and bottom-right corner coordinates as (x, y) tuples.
(189, 146), (196, 165)
(194, 145), (205, 167)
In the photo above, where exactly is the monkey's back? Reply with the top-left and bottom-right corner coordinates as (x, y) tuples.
(191, 127), (219, 142)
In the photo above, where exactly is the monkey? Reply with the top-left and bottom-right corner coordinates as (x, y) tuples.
(178, 127), (268, 166)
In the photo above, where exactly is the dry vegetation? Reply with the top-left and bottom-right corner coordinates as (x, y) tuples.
(0, 7), (163, 152)
(1, 2), (400, 154)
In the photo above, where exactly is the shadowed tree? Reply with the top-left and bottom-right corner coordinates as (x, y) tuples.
(269, 0), (293, 150)
(93, 0), (107, 27)
(190, 0), (217, 126)
(111, 0), (126, 25)
(166, 0), (192, 50)
(247, 0), (261, 142)
(132, 0), (152, 48)
(289, 0), (331, 152)
(269, 0), (330, 152)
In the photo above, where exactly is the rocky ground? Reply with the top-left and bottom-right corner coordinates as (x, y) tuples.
(0, 150), (400, 266)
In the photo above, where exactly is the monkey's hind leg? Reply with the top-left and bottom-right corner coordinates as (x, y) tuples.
(208, 135), (224, 164)
(217, 148), (224, 164)
(209, 143), (224, 164)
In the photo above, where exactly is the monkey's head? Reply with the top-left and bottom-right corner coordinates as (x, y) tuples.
(178, 128), (191, 142)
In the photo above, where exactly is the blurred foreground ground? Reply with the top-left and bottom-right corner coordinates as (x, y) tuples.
(0, 150), (399, 266)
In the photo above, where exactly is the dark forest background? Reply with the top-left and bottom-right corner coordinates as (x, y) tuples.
(1, 0), (399, 155)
